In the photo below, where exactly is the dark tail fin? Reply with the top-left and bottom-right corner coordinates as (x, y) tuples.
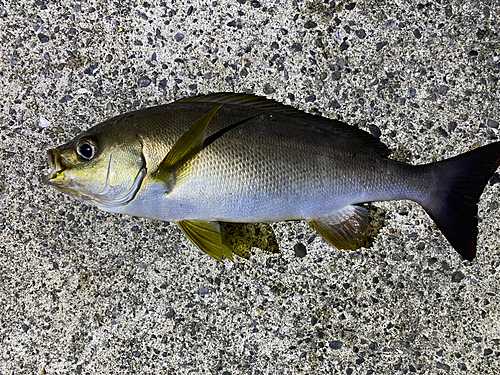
(420, 142), (500, 261)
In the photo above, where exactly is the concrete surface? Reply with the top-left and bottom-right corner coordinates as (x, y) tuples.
(1, 1), (499, 374)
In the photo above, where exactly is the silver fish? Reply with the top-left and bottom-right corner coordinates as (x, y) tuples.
(44, 93), (500, 261)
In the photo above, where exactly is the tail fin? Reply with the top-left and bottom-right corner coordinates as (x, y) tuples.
(420, 142), (500, 261)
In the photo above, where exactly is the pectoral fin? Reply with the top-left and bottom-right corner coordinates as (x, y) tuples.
(309, 205), (369, 250)
(177, 220), (233, 261)
(153, 104), (224, 190)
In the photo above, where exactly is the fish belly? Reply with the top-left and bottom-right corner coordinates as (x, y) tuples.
(118, 154), (427, 224)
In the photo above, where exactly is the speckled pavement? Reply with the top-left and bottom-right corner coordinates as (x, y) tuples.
(1, 1), (499, 374)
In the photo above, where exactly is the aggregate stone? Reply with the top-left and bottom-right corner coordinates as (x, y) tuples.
(487, 119), (499, 129)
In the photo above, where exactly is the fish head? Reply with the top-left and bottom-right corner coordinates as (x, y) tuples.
(43, 126), (147, 209)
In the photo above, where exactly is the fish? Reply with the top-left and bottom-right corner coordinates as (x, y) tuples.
(43, 93), (500, 261)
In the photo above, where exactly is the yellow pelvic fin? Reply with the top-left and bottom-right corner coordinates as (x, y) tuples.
(309, 205), (369, 251)
(153, 104), (224, 191)
(177, 220), (233, 261)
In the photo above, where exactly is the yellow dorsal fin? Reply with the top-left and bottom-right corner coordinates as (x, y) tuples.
(177, 220), (233, 261)
(153, 104), (224, 191)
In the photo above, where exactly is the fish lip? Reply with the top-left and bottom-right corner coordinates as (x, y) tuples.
(42, 149), (66, 185)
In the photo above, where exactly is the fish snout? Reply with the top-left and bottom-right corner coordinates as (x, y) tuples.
(43, 149), (66, 185)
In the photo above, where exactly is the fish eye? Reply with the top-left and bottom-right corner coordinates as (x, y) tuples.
(76, 139), (97, 160)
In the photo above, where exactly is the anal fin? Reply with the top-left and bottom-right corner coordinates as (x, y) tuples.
(309, 205), (369, 250)
(177, 220), (233, 261)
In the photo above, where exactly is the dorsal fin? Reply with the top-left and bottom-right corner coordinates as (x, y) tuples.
(179, 93), (391, 158)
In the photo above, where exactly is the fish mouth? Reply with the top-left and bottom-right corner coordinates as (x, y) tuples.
(42, 148), (90, 201)
(42, 149), (66, 185)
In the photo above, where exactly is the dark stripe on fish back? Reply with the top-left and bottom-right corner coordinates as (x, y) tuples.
(202, 114), (262, 149)
(180, 93), (391, 158)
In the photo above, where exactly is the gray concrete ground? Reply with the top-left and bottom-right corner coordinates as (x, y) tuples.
(1, 1), (499, 374)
